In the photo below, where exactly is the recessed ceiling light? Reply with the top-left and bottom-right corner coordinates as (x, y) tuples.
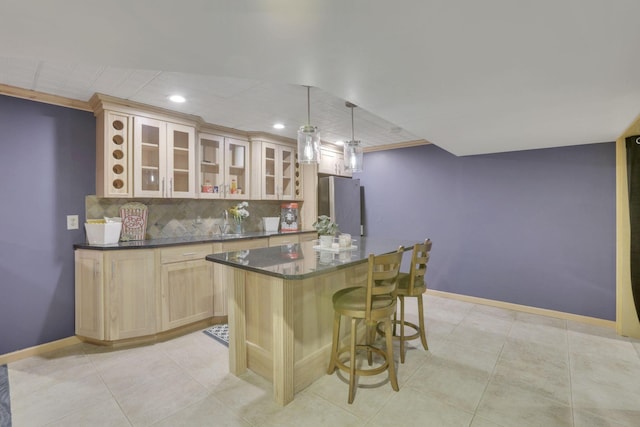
(335, 140), (344, 146)
(273, 123), (285, 130)
(169, 95), (186, 103)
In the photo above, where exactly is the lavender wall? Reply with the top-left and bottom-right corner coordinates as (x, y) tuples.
(358, 143), (616, 320)
(0, 95), (95, 354)
(0, 93), (616, 355)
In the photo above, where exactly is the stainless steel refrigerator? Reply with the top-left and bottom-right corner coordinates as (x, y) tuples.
(318, 176), (362, 237)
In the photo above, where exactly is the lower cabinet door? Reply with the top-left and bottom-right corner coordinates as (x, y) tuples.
(75, 250), (105, 340)
(161, 258), (214, 330)
(105, 250), (157, 340)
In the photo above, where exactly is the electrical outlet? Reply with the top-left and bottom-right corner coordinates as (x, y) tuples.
(67, 215), (79, 230)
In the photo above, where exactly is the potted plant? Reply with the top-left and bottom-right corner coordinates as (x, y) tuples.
(313, 215), (339, 247)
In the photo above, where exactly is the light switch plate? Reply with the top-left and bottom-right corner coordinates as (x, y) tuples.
(67, 215), (79, 230)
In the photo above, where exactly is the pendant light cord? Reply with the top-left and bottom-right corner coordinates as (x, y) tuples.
(351, 105), (355, 141)
(307, 86), (311, 126)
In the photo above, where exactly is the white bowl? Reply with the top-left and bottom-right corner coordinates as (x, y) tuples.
(85, 222), (122, 244)
(263, 217), (280, 232)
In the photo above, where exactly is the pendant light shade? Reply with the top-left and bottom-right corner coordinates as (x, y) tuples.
(344, 102), (364, 172)
(297, 86), (321, 164)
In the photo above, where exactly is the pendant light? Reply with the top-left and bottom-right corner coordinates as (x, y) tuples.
(344, 101), (364, 172)
(297, 86), (321, 164)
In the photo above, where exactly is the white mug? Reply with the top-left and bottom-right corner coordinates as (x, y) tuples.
(339, 234), (351, 248)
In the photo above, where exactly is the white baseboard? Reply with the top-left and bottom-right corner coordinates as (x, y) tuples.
(426, 289), (616, 329)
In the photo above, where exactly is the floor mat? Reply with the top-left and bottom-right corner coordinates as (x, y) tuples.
(203, 324), (229, 347)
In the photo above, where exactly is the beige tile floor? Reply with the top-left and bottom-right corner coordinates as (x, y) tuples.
(7, 294), (640, 426)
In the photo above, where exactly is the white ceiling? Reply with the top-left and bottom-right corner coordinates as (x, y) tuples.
(1, 0), (639, 156)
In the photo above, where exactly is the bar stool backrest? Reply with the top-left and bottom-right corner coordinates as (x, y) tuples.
(407, 239), (432, 293)
(365, 247), (404, 320)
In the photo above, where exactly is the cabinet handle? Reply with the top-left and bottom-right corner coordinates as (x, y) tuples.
(182, 252), (197, 256)
(170, 178), (173, 197)
(162, 178), (166, 197)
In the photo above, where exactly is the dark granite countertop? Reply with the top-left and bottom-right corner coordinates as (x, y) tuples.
(205, 237), (417, 280)
(73, 230), (316, 251)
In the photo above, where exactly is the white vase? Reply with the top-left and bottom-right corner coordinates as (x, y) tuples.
(320, 235), (333, 248)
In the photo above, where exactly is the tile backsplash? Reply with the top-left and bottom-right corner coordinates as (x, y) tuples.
(85, 196), (300, 239)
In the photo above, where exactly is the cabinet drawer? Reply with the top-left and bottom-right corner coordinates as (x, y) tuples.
(298, 232), (318, 242)
(160, 244), (213, 264)
(269, 234), (299, 247)
(219, 238), (268, 252)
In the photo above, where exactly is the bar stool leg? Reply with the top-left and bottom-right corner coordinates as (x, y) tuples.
(367, 322), (377, 366)
(383, 317), (399, 391)
(392, 310), (398, 336)
(417, 295), (428, 351)
(399, 295), (406, 363)
(348, 317), (358, 404)
(327, 310), (341, 374)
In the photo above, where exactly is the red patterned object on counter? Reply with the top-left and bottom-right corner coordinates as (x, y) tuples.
(119, 202), (148, 241)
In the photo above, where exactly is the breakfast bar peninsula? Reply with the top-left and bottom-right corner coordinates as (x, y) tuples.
(206, 237), (417, 405)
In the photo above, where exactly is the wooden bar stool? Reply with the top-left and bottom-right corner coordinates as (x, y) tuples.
(393, 239), (432, 363)
(327, 247), (404, 404)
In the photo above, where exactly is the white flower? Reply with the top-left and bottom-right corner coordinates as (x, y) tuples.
(230, 202), (250, 221)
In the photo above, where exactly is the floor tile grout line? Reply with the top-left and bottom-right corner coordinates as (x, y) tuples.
(564, 319), (577, 427)
(467, 301), (513, 425)
(82, 345), (135, 427)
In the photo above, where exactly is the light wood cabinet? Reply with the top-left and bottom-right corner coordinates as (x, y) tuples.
(197, 133), (250, 199)
(76, 235), (313, 342)
(159, 244), (214, 330)
(91, 95), (198, 199)
(255, 141), (298, 200)
(75, 249), (156, 341)
(319, 147), (352, 177)
(133, 116), (196, 198)
(104, 250), (157, 340)
(75, 250), (105, 340)
(251, 138), (302, 200)
(95, 111), (134, 198)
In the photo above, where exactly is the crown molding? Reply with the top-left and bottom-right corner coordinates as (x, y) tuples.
(0, 83), (91, 111)
(363, 139), (431, 153)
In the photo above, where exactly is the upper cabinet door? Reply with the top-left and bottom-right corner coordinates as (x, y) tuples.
(197, 133), (225, 199)
(256, 141), (298, 200)
(134, 117), (167, 198)
(133, 117), (196, 198)
(224, 137), (250, 199)
(261, 142), (278, 200)
(279, 145), (296, 199)
(318, 147), (352, 177)
(166, 123), (195, 198)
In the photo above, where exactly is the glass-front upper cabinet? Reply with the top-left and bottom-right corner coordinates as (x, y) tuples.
(279, 145), (296, 199)
(134, 117), (195, 198)
(225, 138), (250, 199)
(252, 138), (301, 200)
(197, 133), (224, 199)
(167, 123), (195, 198)
(197, 134), (249, 199)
